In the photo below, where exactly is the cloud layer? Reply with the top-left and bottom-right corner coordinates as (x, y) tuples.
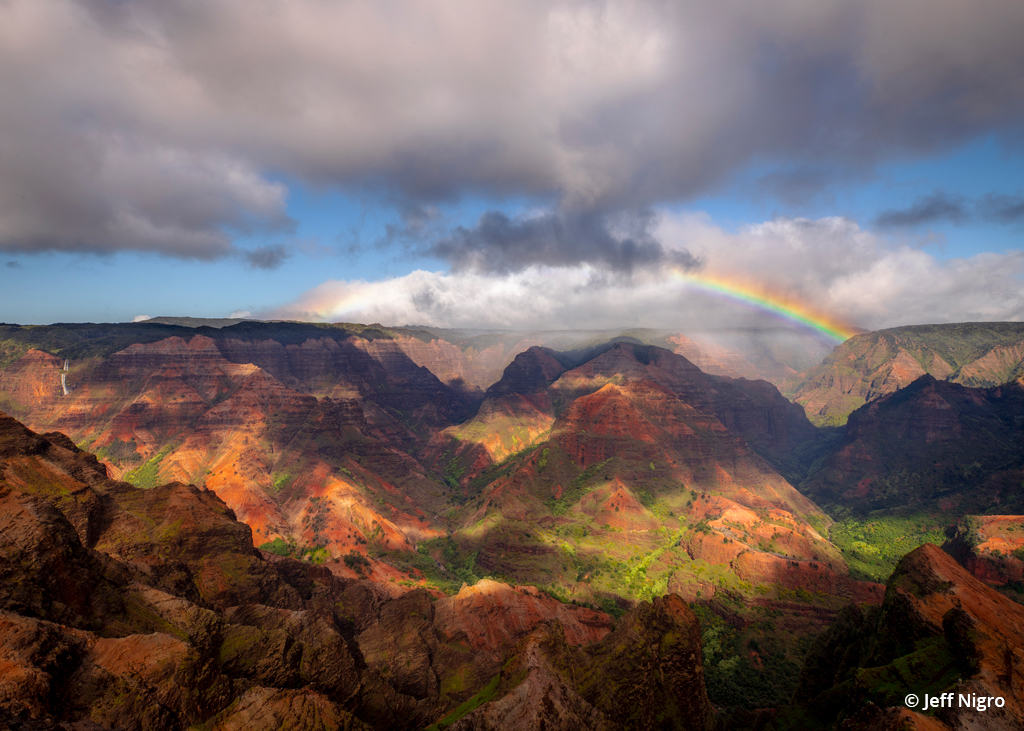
(429, 209), (700, 274)
(3, 0), (1024, 259)
(267, 215), (1024, 332)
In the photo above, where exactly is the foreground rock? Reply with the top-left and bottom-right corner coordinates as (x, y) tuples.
(778, 544), (1024, 731)
(449, 594), (712, 731)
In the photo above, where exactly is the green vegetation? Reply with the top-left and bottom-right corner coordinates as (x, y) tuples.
(94, 437), (143, 466)
(257, 536), (330, 565)
(693, 604), (803, 709)
(343, 550), (370, 577)
(830, 514), (946, 582)
(258, 537), (294, 557)
(425, 674), (501, 730)
(443, 455), (467, 489)
(369, 538), (488, 596)
(270, 471), (293, 493)
(546, 459), (611, 515)
(123, 445), (173, 489)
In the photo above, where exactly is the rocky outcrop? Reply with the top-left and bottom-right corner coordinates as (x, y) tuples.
(577, 594), (712, 730)
(452, 594), (712, 731)
(787, 544), (1024, 731)
(549, 359), (822, 520)
(434, 580), (612, 652)
(552, 343), (822, 476)
(448, 621), (614, 731)
(426, 347), (566, 476)
(485, 347), (566, 397)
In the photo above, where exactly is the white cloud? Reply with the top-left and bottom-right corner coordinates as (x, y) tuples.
(267, 213), (1024, 332)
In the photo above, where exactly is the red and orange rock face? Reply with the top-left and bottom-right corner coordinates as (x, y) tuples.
(944, 515), (1024, 589)
(876, 546), (1024, 730)
(0, 334), (459, 564)
(0, 348), (65, 419)
(434, 580), (612, 653)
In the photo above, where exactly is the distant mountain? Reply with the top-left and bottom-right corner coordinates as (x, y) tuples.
(785, 322), (1024, 426)
(798, 374), (1024, 517)
(406, 324), (837, 388)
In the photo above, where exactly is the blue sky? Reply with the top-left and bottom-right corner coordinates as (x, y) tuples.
(5, 136), (1020, 327)
(1, 1), (1022, 330)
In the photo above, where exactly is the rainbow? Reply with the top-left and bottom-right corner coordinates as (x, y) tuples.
(668, 269), (859, 342)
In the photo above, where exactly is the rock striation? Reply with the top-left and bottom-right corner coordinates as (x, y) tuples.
(799, 375), (1024, 515)
(785, 322), (1024, 426)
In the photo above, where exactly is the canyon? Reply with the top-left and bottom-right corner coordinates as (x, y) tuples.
(1, 319), (1023, 729)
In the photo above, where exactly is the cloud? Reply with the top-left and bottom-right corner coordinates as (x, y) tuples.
(5, 261), (20, 268)
(979, 193), (1024, 223)
(2, 0), (1023, 257)
(875, 191), (970, 228)
(242, 244), (290, 270)
(428, 209), (700, 274)
(875, 190), (1024, 228)
(266, 213), (1024, 331)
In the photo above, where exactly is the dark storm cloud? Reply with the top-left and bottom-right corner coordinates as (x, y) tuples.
(979, 193), (1024, 224)
(243, 244), (290, 270)
(428, 210), (700, 274)
(2, 0), (1024, 259)
(875, 190), (1024, 228)
(875, 192), (970, 228)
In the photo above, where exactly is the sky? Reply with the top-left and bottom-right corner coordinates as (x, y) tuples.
(1, 0), (1023, 338)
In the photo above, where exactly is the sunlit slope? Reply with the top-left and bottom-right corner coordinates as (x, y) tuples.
(434, 343), (880, 608)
